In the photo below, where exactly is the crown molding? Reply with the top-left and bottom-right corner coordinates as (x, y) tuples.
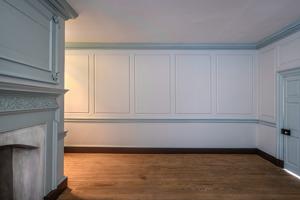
(65, 42), (257, 50)
(256, 19), (300, 49)
(41, 0), (78, 20)
(65, 19), (300, 50)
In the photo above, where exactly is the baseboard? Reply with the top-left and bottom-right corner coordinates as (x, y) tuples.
(64, 146), (284, 168)
(64, 146), (257, 154)
(256, 149), (284, 168)
(44, 177), (68, 200)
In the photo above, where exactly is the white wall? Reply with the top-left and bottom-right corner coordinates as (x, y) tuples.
(257, 31), (300, 157)
(65, 50), (257, 119)
(65, 122), (256, 148)
(64, 49), (258, 148)
(65, 31), (300, 151)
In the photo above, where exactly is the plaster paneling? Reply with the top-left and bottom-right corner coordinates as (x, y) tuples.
(65, 54), (89, 113)
(216, 54), (253, 115)
(175, 54), (212, 114)
(134, 54), (171, 114)
(94, 54), (130, 113)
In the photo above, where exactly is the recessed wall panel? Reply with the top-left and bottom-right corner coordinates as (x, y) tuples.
(260, 49), (275, 121)
(134, 55), (171, 114)
(175, 55), (212, 114)
(65, 54), (89, 113)
(279, 36), (300, 70)
(217, 55), (253, 114)
(94, 55), (130, 113)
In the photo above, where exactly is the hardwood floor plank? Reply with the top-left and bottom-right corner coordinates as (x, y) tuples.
(59, 154), (300, 200)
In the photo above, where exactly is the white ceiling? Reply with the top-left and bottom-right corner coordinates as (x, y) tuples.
(65, 0), (300, 44)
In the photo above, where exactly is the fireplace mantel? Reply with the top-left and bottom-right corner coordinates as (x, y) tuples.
(0, 82), (67, 115)
(0, 0), (77, 198)
(0, 82), (67, 198)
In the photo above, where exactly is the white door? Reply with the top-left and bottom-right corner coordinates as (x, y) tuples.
(283, 75), (300, 175)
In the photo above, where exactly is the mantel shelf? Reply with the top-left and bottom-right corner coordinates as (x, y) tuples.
(0, 82), (68, 96)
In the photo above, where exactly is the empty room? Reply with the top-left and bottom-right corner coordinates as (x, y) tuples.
(2, 0), (300, 199)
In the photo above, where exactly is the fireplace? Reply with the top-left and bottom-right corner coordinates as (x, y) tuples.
(0, 125), (46, 200)
(0, 82), (66, 199)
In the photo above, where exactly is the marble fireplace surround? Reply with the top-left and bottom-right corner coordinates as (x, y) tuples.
(0, 82), (66, 199)
(0, 125), (46, 200)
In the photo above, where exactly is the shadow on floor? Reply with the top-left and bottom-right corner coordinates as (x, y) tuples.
(59, 188), (83, 200)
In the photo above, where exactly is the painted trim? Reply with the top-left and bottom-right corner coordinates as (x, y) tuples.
(65, 43), (257, 50)
(63, 147), (283, 168)
(58, 130), (68, 140)
(44, 177), (68, 200)
(256, 19), (300, 49)
(64, 147), (257, 154)
(0, 82), (66, 95)
(257, 149), (284, 168)
(64, 118), (278, 127)
(41, 0), (78, 20)
(65, 20), (300, 50)
(258, 120), (277, 128)
(277, 67), (300, 161)
(64, 118), (259, 123)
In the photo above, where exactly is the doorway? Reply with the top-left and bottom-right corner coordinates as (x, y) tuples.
(278, 68), (300, 176)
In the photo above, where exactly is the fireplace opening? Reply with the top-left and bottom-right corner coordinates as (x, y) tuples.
(0, 125), (46, 200)
(0, 144), (39, 200)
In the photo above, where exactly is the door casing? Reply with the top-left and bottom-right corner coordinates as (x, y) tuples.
(277, 67), (300, 162)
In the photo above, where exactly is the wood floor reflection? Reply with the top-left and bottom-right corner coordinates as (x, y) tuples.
(58, 154), (300, 200)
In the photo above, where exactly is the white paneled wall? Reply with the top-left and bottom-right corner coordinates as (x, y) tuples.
(257, 31), (300, 157)
(65, 50), (257, 120)
(64, 31), (300, 151)
(64, 49), (258, 148)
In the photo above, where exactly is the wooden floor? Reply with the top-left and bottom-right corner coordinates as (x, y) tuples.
(59, 154), (300, 200)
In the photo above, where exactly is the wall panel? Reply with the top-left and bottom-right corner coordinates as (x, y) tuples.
(65, 122), (256, 148)
(65, 49), (257, 147)
(65, 54), (89, 113)
(256, 124), (277, 157)
(259, 48), (276, 122)
(94, 55), (130, 114)
(217, 55), (253, 115)
(257, 31), (300, 157)
(175, 55), (212, 114)
(134, 55), (171, 114)
(278, 33), (300, 71)
(0, 0), (59, 84)
(65, 50), (257, 119)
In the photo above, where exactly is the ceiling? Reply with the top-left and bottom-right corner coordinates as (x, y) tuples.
(65, 0), (300, 44)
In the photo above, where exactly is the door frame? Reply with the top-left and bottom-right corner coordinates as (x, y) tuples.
(277, 67), (300, 162)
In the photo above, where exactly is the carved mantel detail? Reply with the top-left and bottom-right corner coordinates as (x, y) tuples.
(0, 82), (66, 114)
(0, 94), (58, 113)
